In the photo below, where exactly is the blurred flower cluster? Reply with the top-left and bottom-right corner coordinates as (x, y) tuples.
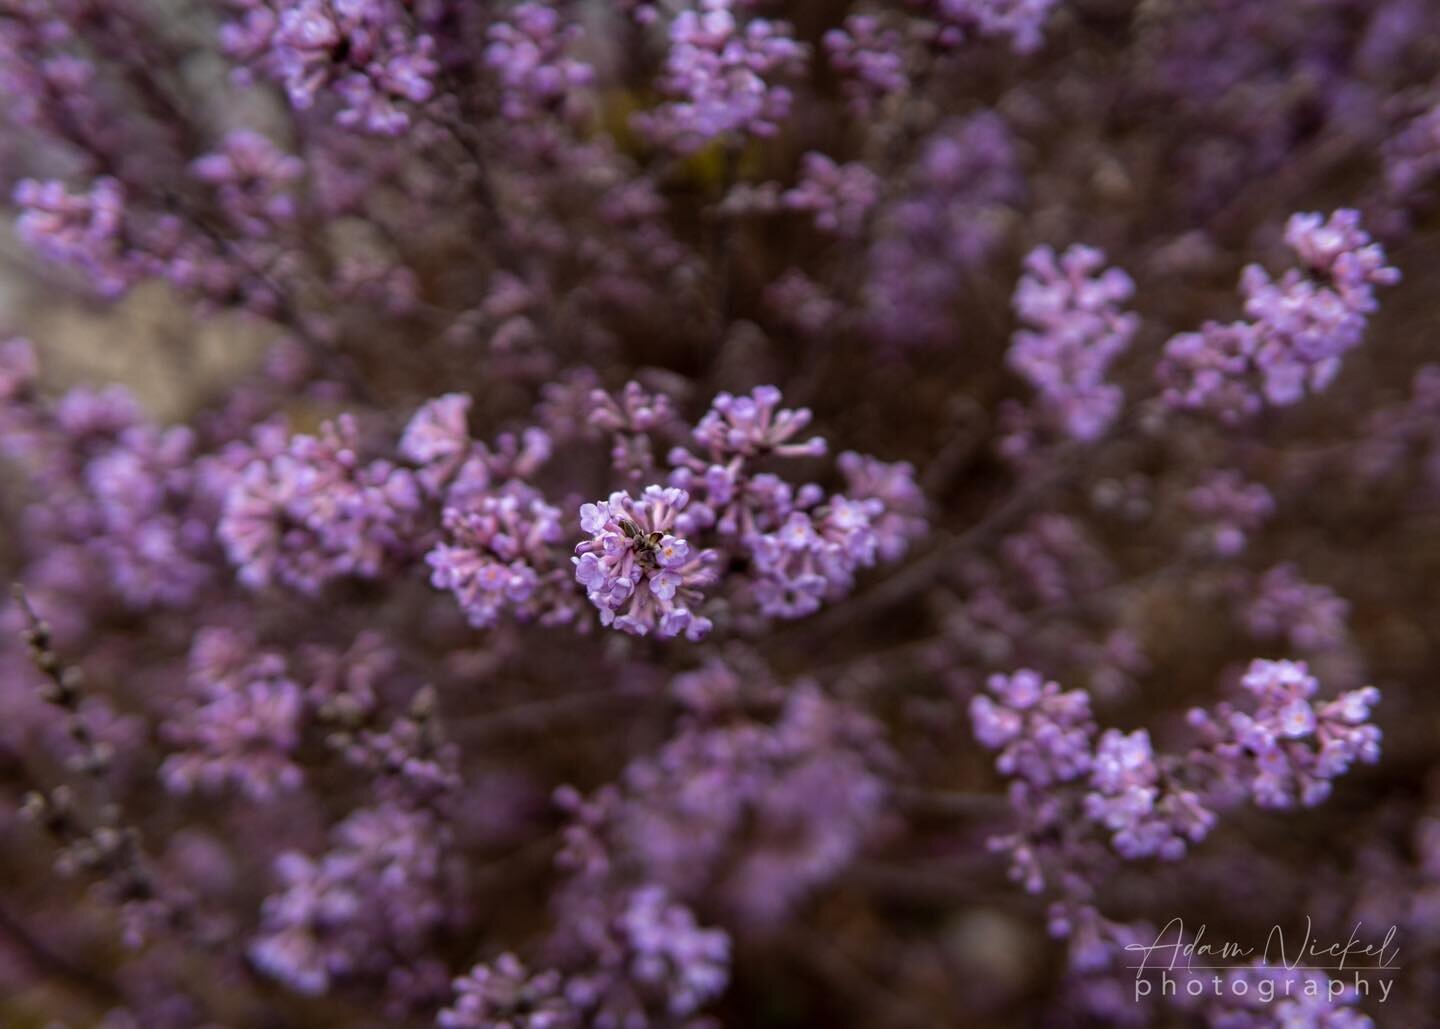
(2, 0), (1440, 1026)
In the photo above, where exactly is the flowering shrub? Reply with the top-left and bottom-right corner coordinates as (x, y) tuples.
(3, 1), (1440, 1026)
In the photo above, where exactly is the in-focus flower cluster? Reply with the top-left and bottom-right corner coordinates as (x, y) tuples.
(574, 486), (720, 641)
(566, 385), (926, 638)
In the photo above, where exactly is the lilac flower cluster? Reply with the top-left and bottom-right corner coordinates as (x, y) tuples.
(1159, 210), (1400, 422)
(429, 484), (571, 630)
(996, 513), (1110, 607)
(190, 130), (304, 238)
(564, 885), (731, 1023)
(661, 386), (923, 622)
(573, 486), (720, 640)
(585, 380), (678, 483)
(218, 415), (422, 595)
(1383, 100), (1440, 210)
(0, 343), (212, 614)
(558, 682), (894, 926)
(837, 450), (928, 562)
(1082, 728), (1215, 861)
(13, 174), (289, 313)
(438, 953), (573, 1029)
(221, 0), (439, 135)
(160, 629), (304, 801)
(250, 804), (450, 996)
(822, 14), (907, 114)
(970, 669), (1096, 788)
(633, 0), (808, 153)
(783, 153), (882, 237)
(1186, 471), (1275, 557)
(1242, 564), (1350, 653)
(484, 3), (594, 122)
(0, 2), (109, 148)
(745, 496), (889, 620)
(395, 392), (595, 631)
(866, 112), (1024, 345)
(919, 0), (1062, 54)
(973, 659), (1380, 878)
(1004, 244), (1139, 445)
(13, 178), (135, 298)
(6, 3), (1440, 1025)
(1187, 659), (1381, 809)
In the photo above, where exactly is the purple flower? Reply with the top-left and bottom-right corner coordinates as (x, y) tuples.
(2, 369), (212, 612)
(632, 0), (808, 154)
(686, 384), (826, 462)
(191, 130), (304, 237)
(558, 683), (893, 926)
(573, 486), (720, 639)
(1384, 99), (1440, 206)
(970, 669), (1096, 787)
(218, 415), (423, 595)
(1159, 210), (1399, 421)
(427, 481), (578, 630)
(823, 14), (907, 114)
(998, 514), (1110, 607)
(1082, 729), (1216, 860)
(587, 381), (680, 483)
(553, 883), (730, 1024)
(439, 954), (576, 1029)
(666, 385), (830, 542)
(398, 392), (473, 491)
(12, 166), (294, 313)
(485, 2), (594, 122)
(866, 112), (1024, 345)
(1187, 659), (1381, 810)
(14, 177), (135, 297)
(222, 0), (439, 136)
(160, 629), (305, 801)
(250, 805), (449, 995)
(1242, 564), (1350, 653)
(748, 498), (884, 619)
(921, 0), (1062, 54)
(612, 886), (730, 1018)
(783, 153), (882, 237)
(837, 450), (928, 562)
(1187, 471), (1274, 556)
(765, 269), (842, 335)
(0, 5), (108, 147)
(1006, 244), (1139, 444)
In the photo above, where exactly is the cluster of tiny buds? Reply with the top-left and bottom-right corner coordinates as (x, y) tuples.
(15, 586), (112, 777)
